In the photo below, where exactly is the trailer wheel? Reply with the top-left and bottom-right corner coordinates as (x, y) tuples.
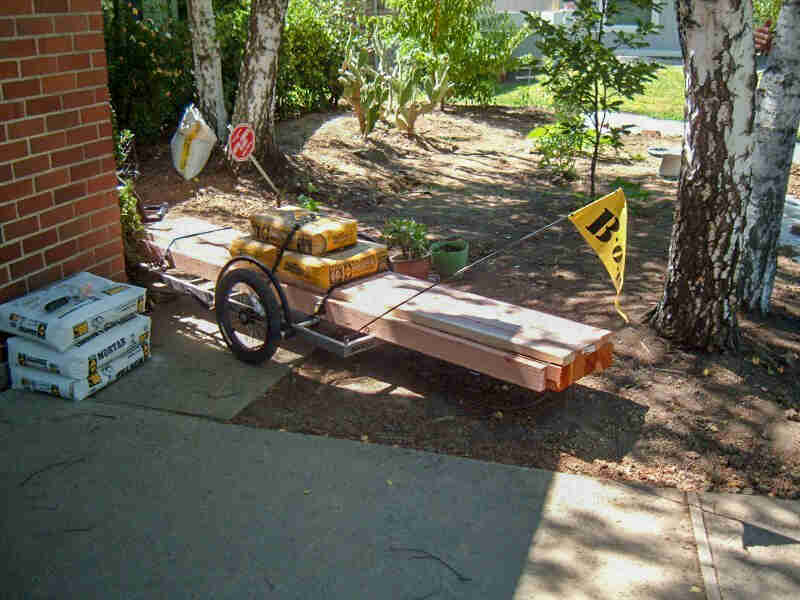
(215, 268), (283, 364)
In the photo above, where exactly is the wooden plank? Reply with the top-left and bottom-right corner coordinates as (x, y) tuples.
(333, 272), (611, 365)
(323, 297), (549, 392)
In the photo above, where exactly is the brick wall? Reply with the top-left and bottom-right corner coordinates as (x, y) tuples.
(0, 0), (124, 309)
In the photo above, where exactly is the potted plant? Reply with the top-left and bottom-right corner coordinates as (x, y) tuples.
(382, 217), (431, 279)
(430, 238), (469, 278)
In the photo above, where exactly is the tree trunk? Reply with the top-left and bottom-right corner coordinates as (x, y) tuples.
(231, 0), (289, 167)
(187, 0), (229, 141)
(740, 2), (800, 315)
(648, 0), (756, 351)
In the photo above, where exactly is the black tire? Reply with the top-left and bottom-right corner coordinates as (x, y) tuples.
(215, 268), (283, 364)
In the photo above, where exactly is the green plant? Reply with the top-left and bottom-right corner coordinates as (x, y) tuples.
(524, 0), (662, 197)
(117, 179), (146, 267)
(382, 217), (430, 260)
(753, 0), (782, 25)
(388, 54), (452, 134)
(527, 112), (589, 180)
(298, 194), (320, 212)
(338, 33), (390, 138)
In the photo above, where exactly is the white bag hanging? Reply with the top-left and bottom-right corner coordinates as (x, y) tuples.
(170, 104), (217, 180)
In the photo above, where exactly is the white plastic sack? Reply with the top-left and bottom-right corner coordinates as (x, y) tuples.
(170, 104), (217, 180)
(0, 272), (147, 352)
(7, 314), (151, 380)
(10, 342), (149, 402)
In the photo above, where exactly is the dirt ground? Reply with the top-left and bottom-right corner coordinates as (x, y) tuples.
(133, 106), (800, 499)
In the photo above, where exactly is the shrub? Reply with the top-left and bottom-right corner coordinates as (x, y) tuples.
(382, 217), (430, 260)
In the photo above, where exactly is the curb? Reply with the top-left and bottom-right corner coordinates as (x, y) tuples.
(688, 492), (723, 600)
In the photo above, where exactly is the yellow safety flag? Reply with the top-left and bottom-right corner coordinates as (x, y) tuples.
(568, 188), (629, 323)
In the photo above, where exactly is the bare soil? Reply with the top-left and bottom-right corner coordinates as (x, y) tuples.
(134, 106), (800, 499)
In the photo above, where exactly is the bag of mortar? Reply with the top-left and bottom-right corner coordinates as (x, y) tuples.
(170, 104), (217, 180)
(7, 314), (151, 379)
(249, 206), (358, 255)
(0, 272), (147, 352)
(10, 342), (149, 402)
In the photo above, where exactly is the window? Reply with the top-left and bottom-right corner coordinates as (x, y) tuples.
(602, 0), (660, 30)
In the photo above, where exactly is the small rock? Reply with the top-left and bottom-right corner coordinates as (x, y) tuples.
(686, 451), (701, 460)
(786, 408), (800, 422)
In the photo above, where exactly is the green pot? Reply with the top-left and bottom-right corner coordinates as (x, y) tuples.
(431, 239), (469, 278)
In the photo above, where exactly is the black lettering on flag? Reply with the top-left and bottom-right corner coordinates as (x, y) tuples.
(586, 209), (620, 243)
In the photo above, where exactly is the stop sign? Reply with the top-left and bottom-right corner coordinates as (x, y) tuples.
(229, 123), (255, 162)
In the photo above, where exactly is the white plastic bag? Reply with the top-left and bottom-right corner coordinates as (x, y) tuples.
(170, 104), (217, 180)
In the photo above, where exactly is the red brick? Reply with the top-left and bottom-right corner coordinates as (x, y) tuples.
(16, 16), (53, 35)
(21, 56), (58, 77)
(28, 264), (62, 289)
(0, 19), (14, 37)
(70, 158), (100, 182)
(108, 220), (121, 238)
(46, 109), (78, 131)
(62, 249), (92, 276)
(76, 68), (105, 88)
(0, 266), (8, 286)
(0, 127), (5, 144)
(74, 32), (102, 51)
(0, 280), (28, 304)
(0, 38), (36, 58)
(0, 60), (19, 79)
(101, 156), (116, 172)
(0, 179), (33, 203)
(38, 35), (71, 55)
(0, 200), (16, 221)
(91, 50), (106, 68)
(0, 102), (25, 121)
(108, 256), (127, 281)
(0, 241), (22, 264)
(88, 14), (103, 31)
(8, 117), (43, 139)
(84, 137), (113, 159)
(61, 89), (94, 109)
(70, 0), (101, 12)
(0, 140), (28, 163)
(75, 190), (110, 215)
(0, 164), (11, 183)
(42, 73), (74, 94)
(58, 52), (90, 72)
(30, 131), (66, 154)
(10, 253), (43, 279)
(44, 238), (75, 263)
(35, 167), (67, 191)
(76, 226), (107, 251)
(3, 215), (39, 241)
(17, 191), (52, 215)
(93, 237), (122, 261)
(33, 0), (68, 14)
(54, 15), (88, 33)
(87, 171), (115, 194)
(66, 124), (96, 145)
(39, 202), (72, 228)
(26, 94), (62, 116)
(13, 154), (49, 178)
(51, 146), (83, 168)
(1, 3), (33, 17)
(80, 103), (108, 124)
(22, 227), (57, 253)
(89, 203), (119, 228)
(3, 78), (41, 100)
(57, 215), (89, 240)
(53, 181), (85, 204)
(95, 87), (109, 104)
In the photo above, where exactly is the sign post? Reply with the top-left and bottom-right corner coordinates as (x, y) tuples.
(228, 123), (282, 201)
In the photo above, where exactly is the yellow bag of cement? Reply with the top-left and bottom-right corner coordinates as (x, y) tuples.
(7, 314), (151, 380)
(10, 342), (149, 402)
(230, 236), (388, 291)
(0, 272), (146, 352)
(250, 206), (358, 255)
(170, 104), (217, 180)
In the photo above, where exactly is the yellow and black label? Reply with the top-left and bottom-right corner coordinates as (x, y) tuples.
(137, 295), (145, 313)
(36, 323), (46, 338)
(73, 321), (89, 339)
(51, 385), (60, 398)
(103, 285), (127, 296)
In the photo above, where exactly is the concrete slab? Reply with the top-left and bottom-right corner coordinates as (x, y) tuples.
(1, 400), (703, 600)
(699, 491), (800, 600)
(92, 295), (313, 420)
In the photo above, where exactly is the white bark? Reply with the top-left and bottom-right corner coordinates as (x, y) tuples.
(231, 0), (289, 165)
(188, 0), (229, 141)
(741, 1), (800, 314)
(649, 0), (756, 350)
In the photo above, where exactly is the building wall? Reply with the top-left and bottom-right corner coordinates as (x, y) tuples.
(0, 0), (124, 309)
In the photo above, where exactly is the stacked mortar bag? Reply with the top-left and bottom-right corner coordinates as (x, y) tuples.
(0, 272), (151, 401)
(229, 206), (389, 291)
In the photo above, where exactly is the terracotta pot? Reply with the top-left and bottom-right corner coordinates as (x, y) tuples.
(389, 253), (431, 280)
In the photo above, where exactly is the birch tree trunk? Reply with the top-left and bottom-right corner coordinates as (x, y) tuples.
(740, 2), (800, 315)
(648, 0), (756, 351)
(188, 0), (229, 141)
(231, 0), (289, 167)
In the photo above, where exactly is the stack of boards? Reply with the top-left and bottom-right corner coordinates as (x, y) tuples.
(0, 272), (151, 401)
(229, 206), (389, 291)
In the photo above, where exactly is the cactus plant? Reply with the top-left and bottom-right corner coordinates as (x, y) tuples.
(338, 36), (389, 138)
(388, 55), (451, 135)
